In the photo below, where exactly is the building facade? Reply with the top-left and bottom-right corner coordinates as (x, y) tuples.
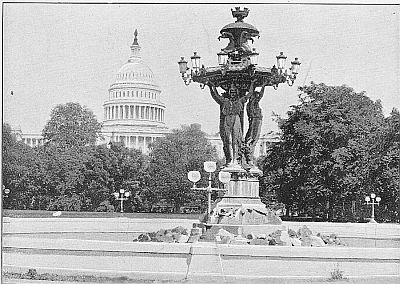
(207, 132), (280, 159)
(11, 127), (45, 147)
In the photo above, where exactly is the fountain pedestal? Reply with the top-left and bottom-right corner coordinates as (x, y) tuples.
(198, 165), (283, 236)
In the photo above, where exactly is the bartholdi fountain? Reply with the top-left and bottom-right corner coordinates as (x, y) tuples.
(178, 7), (301, 236)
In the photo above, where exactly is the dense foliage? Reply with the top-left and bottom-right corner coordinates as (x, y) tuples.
(42, 102), (101, 148)
(2, 92), (399, 223)
(260, 83), (399, 222)
(3, 111), (219, 213)
(148, 124), (220, 212)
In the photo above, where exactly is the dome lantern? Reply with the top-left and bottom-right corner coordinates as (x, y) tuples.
(129, 29), (141, 59)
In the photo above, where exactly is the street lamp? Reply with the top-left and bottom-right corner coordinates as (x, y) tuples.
(3, 185), (10, 198)
(188, 161), (231, 219)
(113, 189), (131, 213)
(365, 193), (381, 223)
(107, 141), (113, 149)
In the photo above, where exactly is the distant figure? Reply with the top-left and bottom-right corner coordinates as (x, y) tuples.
(208, 81), (251, 165)
(244, 79), (267, 165)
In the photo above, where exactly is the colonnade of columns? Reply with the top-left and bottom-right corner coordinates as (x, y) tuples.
(104, 104), (164, 122)
(109, 89), (158, 100)
(21, 138), (44, 147)
(110, 135), (158, 153)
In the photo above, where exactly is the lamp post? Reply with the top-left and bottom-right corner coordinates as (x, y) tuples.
(107, 141), (113, 149)
(365, 193), (381, 223)
(188, 161), (231, 218)
(3, 185), (10, 198)
(113, 189), (131, 213)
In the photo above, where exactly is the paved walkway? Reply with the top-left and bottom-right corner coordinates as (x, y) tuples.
(3, 276), (400, 284)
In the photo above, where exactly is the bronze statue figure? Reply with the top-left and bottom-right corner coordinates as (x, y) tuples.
(207, 81), (251, 166)
(244, 79), (267, 166)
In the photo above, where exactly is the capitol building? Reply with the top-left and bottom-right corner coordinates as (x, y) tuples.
(13, 30), (278, 158)
(99, 30), (168, 153)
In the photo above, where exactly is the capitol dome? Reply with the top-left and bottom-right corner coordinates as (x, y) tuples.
(114, 57), (158, 87)
(101, 30), (169, 153)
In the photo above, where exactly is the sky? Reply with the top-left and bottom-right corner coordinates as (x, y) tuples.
(3, 3), (400, 136)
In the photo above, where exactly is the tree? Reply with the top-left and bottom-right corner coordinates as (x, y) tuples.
(40, 143), (149, 212)
(42, 102), (101, 148)
(260, 83), (390, 221)
(2, 123), (44, 209)
(369, 109), (400, 222)
(148, 124), (219, 212)
(98, 143), (149, 212)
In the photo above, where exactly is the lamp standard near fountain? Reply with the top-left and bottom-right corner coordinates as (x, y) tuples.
(179, 7), (299, 235)
(365, 193), (381, 223)
(113, 189), (131, 213)
(188, 161), (231, 221)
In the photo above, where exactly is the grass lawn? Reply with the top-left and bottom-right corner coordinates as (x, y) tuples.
(2, 209), (200, 220)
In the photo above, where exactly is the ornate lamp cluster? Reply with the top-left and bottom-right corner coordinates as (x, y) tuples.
(178, 51), (300, 89)
(113, 189), (131, 213)
(187, 161), (231, 217)
(178, 7), (301, 91)
(365, 193), (381, 223)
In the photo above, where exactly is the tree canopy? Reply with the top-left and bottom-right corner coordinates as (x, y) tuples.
(260, 83), (399, 222)
(148, 124), (220, 212)
(2, 123), (44, 209)
(42, 102), (101, 148)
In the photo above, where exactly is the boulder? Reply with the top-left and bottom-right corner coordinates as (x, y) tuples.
(279, 231), (291, 246)
(257, 233), (267, 239)
(230, 236), (249, 245)
(270, 230), (286, 245)
(187, 228), (202, 243)
(136, 233), (151, 242)
(268, 239), (277, 245)
(300, 236), (312, 247)
(177, 234), (189, 243)
(220, 235), (233, 244)
(290, 237), (302, 246)
(172, 232), (182, 241)
(171, 226), (188, 235)
(246, 233), (256, 240)
(298, 225), (313, 238)
(158, 232), (175, 243)
(288, 228), (298, 238)
(249, 238), (269, 245)
(310, 235), (326, 247)
(317, 233), (330, 244)
(217, 228), (234, 238)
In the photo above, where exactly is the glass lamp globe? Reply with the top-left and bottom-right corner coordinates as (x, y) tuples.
(365, 196), (370, 202)
(119, 189), (125, 194)
(191, 52), (201, 71)
(376, 197), (381, 202)
(178, 57), (188, 74)
(371, 193), (376, 199)
(218, 171), (231, 184)
(217, 52), (228, 65)
(124, 192), (130, 197)
(249, 49), (259, 65)
(204, 161), (217, 173)
(276, 52), (287, 70)
(113, 192), (119, 198)
(290, 58), (301, 74)
(188, 171), (201, 183)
